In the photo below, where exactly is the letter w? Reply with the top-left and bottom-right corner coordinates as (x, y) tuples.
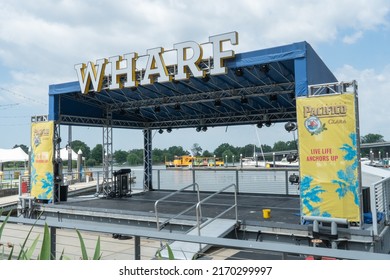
(75, 59), (107, 94)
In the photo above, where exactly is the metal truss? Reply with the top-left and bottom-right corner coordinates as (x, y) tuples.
(102, 111), (113, 196)
(106, 82), (295, 111)
(143, 129), (153, 191)
(308, 80), (358, 96)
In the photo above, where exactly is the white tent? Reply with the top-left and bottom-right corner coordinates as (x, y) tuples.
(60, 147), (79, 161)
(0, 147), (29, 163)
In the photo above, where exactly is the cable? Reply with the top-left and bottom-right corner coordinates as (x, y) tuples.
(0, 87), (47, 106)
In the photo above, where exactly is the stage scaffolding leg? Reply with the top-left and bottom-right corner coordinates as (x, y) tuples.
(102, 112), (113, 196)
(143, 129), (153, 191)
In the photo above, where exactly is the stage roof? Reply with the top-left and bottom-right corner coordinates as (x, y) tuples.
(48, 41), (337, 130)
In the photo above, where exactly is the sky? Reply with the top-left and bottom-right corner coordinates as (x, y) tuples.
(0, 0), (390, 154)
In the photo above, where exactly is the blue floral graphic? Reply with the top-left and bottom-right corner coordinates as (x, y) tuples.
(331, 133), (359, 205)
(301, 176), (330, 217)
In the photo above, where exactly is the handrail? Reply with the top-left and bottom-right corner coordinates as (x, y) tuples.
(155, 183), (200, 231)
(195, 183), (238, 238)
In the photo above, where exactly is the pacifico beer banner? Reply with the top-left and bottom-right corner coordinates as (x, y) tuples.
(297, 93), (360, 223)
(30, 121), (54, 200)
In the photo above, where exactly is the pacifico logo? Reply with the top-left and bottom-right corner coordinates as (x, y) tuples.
(75, 32), (239, 94)
(303, 104), (347, 118)
(303, 104), (347, 135)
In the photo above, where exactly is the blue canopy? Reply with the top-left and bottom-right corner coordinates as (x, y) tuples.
(48, 41), (337, 130)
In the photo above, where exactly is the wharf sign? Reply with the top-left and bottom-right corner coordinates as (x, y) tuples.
(75, 32), (238, 94)
(297, 93), (361, 223)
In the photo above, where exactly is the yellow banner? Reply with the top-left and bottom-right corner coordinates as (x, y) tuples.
(297, 93), (360, 222)
(30, 121), (54, 200)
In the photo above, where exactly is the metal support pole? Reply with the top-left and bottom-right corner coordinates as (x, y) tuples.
(331, 221), (338, 249)
(103, 111), (113, 195)
(143, 129), (153, 191)
(192, 169), (196, 191)
(134, 236), (141, 260)
(50, 227), (57, 260)
(285, 170), (289, 195)
(235, 169), (239, 194)
(157, 170), (161, 190)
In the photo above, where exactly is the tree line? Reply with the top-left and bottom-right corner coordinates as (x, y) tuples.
(8, 133), (389, 168)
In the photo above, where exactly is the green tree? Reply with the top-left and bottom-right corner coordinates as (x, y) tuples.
(71, 140), (91, 159)
(91, 144), (103, 165)
(272, 141), (290, 152)
(127, 150), (143, 166)
(167, 146), (188, 159)
(361, 133), (385, 143)
(114, 150), (128, 164)
(191, 143), (203, 156)
(214, 143), (237, 157)
(202, 150), (213, 157)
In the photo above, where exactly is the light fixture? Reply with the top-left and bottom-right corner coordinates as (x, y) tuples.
(158, 129), (163, 134)
(256, 122), (263, 128)
(202, 126), (207, 132)
(214, 99), (222, 107)
(202, 74), (210, 82)
(167, 128), (172, 133)
(235, 68), (244, 76)
(154, 105), (160, 112)
(269, 93), (277, 101)
(265, 120), (272, 127)
(174, 103), (181, 110)
(196, 126), (201, 132)
(240, 95), (248, 104)
(260, 64), (270, 73)
(285, 121), (297, 132)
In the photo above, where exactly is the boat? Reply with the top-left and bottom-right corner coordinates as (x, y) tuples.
(165, 155), (224, 168)
(241, 157), (266, 167)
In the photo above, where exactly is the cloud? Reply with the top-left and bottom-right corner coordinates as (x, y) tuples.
(336, 64), (390, 139)
(0, 0), (390, 148)
(343, 31), (363, 44)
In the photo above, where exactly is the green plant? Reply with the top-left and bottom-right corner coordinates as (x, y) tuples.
(76, 229), (102, 260)
(0, 210), (101, 260)
(155, 243), (175, 260)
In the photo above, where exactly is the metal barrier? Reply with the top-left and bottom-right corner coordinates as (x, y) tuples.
(370, 176), (390, 235)
(154, 167), (300, 195)
(154, 183), (200, 231)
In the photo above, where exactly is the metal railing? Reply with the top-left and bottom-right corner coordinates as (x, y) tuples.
(370, 176), (390, 236)
(195, 183), (238, 237)
(154, 183), (200, 231)
(154, 167), (300, 195)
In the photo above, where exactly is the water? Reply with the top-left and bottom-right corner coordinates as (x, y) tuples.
(106, 165), (300, 196)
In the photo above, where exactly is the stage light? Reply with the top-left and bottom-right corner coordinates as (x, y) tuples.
(167, 128), (172, 133)
(196, 126), (201, 132)
(269, 93), (278, 101)
(257, 122), (263, 128)
(214, 98), (222, 107)
(265, 120), (272, 127)
(260, 64), (270, 73)
(158, 129), (163, 134)
(154, 105), (160, 112)
(202, 74), (210, 82)
(235, 68), (244, 76)
(240, 95), (248, 104)
(285, 121), (297, 132)
(202, 126), (207, 132)
(174, 103), (181, 110)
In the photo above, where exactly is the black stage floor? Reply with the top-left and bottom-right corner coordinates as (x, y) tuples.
(51, 190), (301, 225)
